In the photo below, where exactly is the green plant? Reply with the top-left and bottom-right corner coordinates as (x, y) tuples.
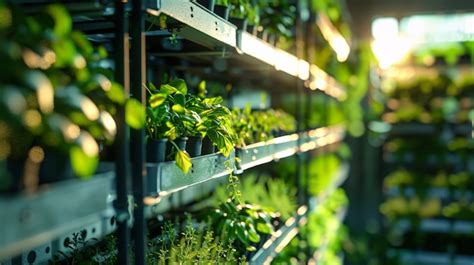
(49, 231), (120, 265)
(258, 0), (295, 46)
(0, 2), (144, 189)
(209, 174), (275, 252)
(307, 153), (342, 196)
(231, 107), (296, 147)
(213, 173), (297, 219)
(229, 0), (256, 22)
(147, 219), (246, 264)
(273, 189), (349, 264)
(210, 199), (275, 252)
(145, 78), (236, 173)
(216, 0), (229, 5)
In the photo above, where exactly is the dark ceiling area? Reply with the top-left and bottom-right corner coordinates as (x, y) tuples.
(345, 0), (474, 39)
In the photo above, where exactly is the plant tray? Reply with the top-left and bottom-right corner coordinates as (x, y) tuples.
(0, 172), (114, 260)
(146, 151), (235, 196)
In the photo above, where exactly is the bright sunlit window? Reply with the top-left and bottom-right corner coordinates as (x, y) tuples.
(371, 17), (412, 69)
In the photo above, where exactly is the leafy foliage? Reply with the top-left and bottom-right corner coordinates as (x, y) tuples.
(146, 79), (236, 152)
(147, 220), (246, 264)
(0, 3), (141, 184)
(145, 78), (236, 172)
(231, 107), (296, 147)
(212, 173), (297, 219)
(210, 199), (276, 252)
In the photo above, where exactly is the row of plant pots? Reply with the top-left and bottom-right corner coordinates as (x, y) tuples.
(195, 0), (279, 46)
(146, 135), (215, 162)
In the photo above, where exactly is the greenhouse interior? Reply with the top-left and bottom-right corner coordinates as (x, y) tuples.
(0, 0), (473, 264)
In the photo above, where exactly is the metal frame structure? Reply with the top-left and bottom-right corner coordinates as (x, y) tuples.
(0, 1), (352, 264)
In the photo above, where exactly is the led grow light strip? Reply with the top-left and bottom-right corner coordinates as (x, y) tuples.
(317, 13), (350, 62)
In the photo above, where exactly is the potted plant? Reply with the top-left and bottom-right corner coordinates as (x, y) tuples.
(145, 79), (194, 173)
(0, 3), (144, 193)
(258, 0), (295, 45)
(201, 97), (236, 156)
(214, 0), (230, 20)
(245, 3), (259, 35)
(228, 0), (248, 31)
(196, 0), (215, 12)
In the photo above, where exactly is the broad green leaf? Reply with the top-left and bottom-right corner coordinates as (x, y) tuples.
(175, 149), (192, 174)
(203, 96), (223, 105)
(247, 224), (260, 243)
(45, 4), (72, 37)
(106, 83), (125, 104)
(70, 145), (98, 179)
(164, 125), (177, 140)
(172, 104), (185, 113)
(256, 222), (273, 234)
(52, 39), (77, 67)
(172, 93), (186, 106)
(246, 246), (257, 252)
(169, 78), (187, 94)
(70, 31), (93, 56)
(235, 222), (249, 245)
(125, 99), (145, 129)
(160, 84), (178, 94)
(149, 93), (167, 108)
(148, 82), (157, 91)
(198, 80), (206, 97)
(97, 46), (108, 59)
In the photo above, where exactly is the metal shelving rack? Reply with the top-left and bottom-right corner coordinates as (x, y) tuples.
(250, 206), (309, 265)
(0, 1), (351, 264)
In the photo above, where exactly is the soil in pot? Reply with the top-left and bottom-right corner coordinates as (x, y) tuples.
(186, 136), (203, 158)
(267, 34), (276, 46)
(229, 17), (248, 31)
(246, 25), (258, 35)
(201, 136), (216, 155)
(196, 0), (215, 12)
(4, 148), (73, 193)
(146, 138), (168, 163)
(214, 4), (229, 20)
(165, 137), (188, 161)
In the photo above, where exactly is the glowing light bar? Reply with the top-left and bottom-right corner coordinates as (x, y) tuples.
(317, 13), (351, 62)
(240, 32), (278, 66)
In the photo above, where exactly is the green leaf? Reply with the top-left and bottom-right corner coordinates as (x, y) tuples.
(175, 149), (192, 174)
(256, 222), (273, 234)
(172, 104), (185, 113)
(149, 93), (167, 108)
(235, 222), (249, 245)
(106, 83), (125, 104)
(247, 224), (261, 243)
(147, 82), (158, 92)
(52, 39), (77, 67)
(169, 78), (188, 94)
(70, 31), (93, 57)
(70, 145), (98, 179)
(45, 4), (72, 37)
(246, 246), (257, 252)
(125, 99), (145, 129)
(172, 93), (186, 106)
(160, 84), (178, 94)
(203, 97), (223, 106)
(198, 80), (206, 97)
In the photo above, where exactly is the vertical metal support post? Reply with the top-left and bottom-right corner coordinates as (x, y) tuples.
(304, 4), (316, 210)
(295, 0), (307, 208)
(130, 1), (147, 264)
(114, 1), (130, 264)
